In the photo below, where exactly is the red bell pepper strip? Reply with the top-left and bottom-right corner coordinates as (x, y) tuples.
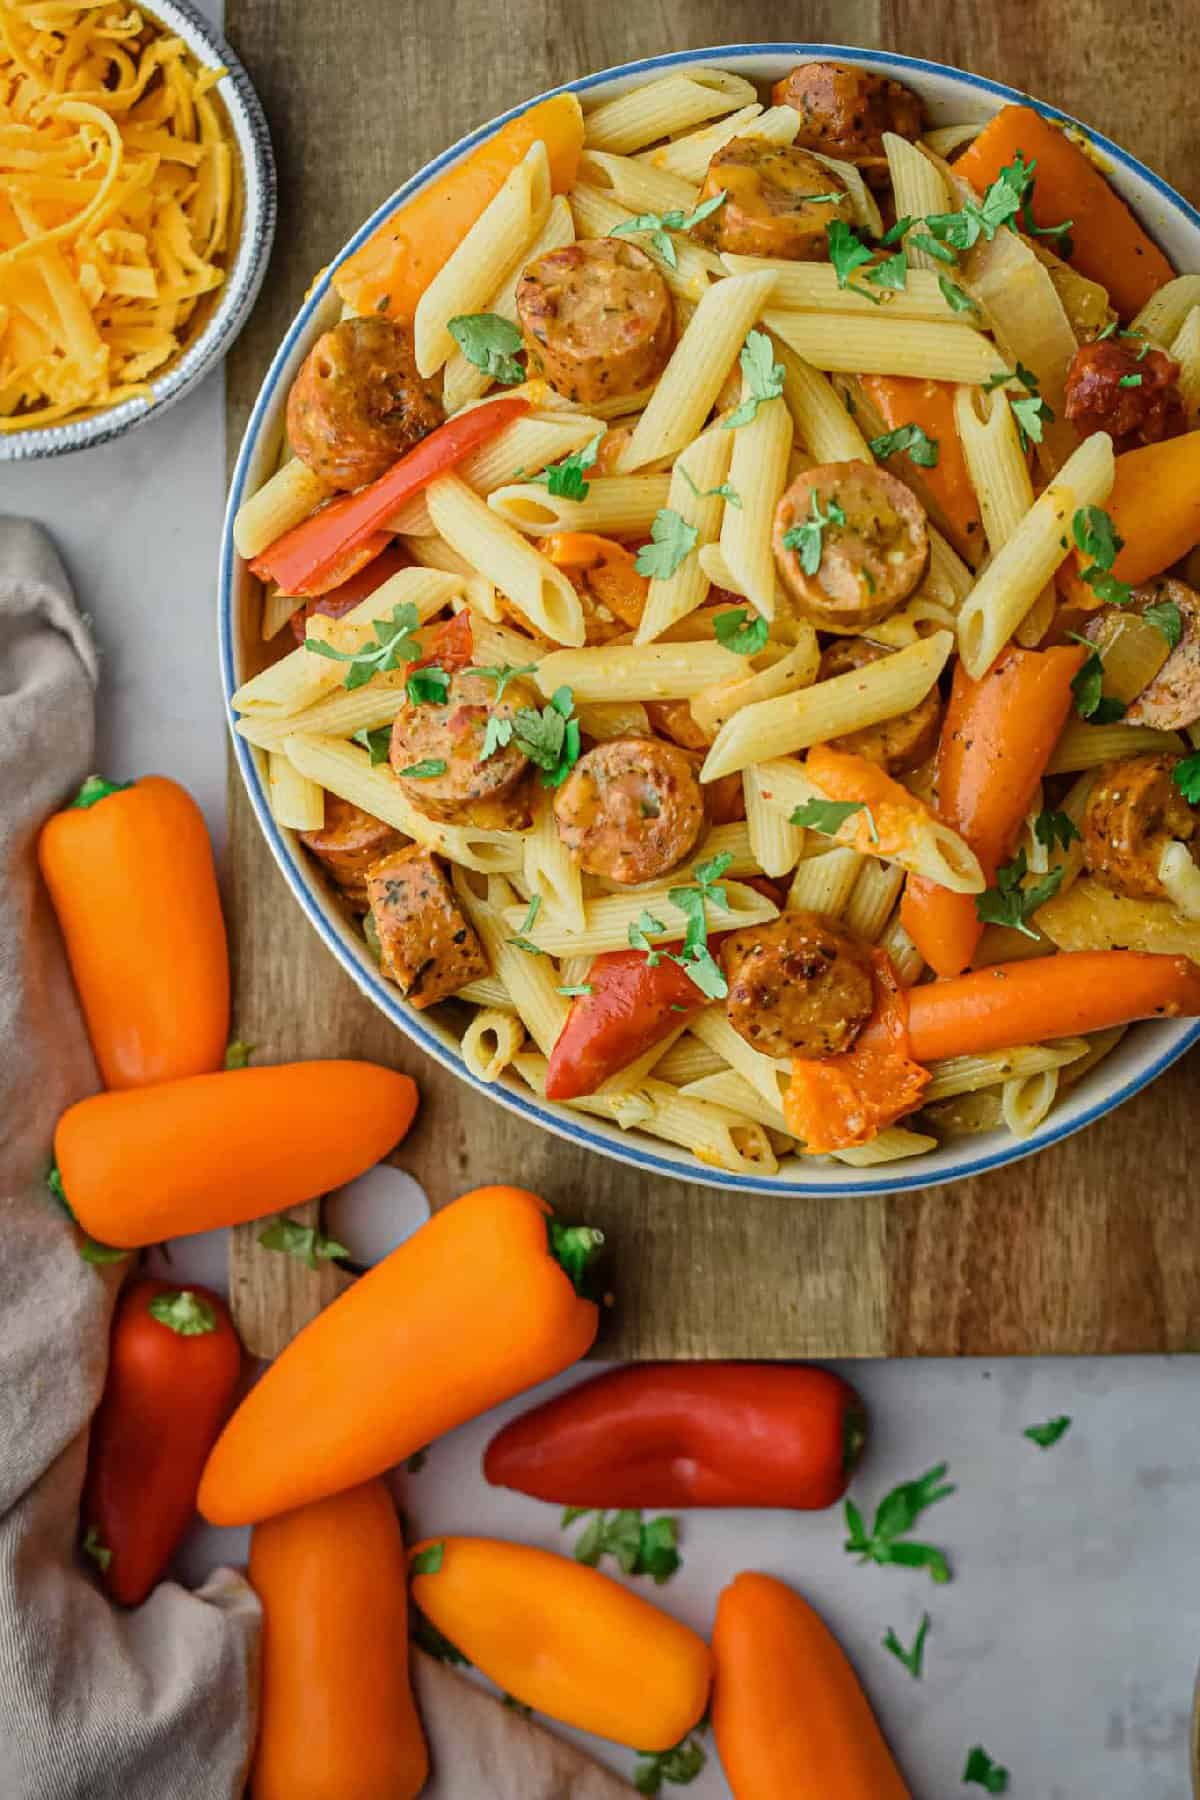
(289, 542), (412, 642)
(250, 396), (529, 597)
(484, 1361), (866, 1510)
(544, 947), (705, 1100)
(783, 949), (929, 1154)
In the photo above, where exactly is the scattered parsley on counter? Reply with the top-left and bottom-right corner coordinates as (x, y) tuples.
(566, 1508), (681, 1585)
(258, 1215), (350, 1271)
(447, 312), (525, 385)
(883, 1611), (931, 1679)
(963, 1744), (1010, 1792)
(1024, 1415), (1072, 1449)
(633, 1734), (707, 1795)
(844, 1463), (955, 1585)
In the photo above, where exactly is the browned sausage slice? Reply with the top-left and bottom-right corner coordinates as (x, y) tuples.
(366, 846), (488, 1008)
(817, 637), (942, 771)
(553, 735), (705, 885)
(517, 239), (673, 407)
(1120, 580), (1200, 730)
(771, 62), (923, 188)
(721, 910), (875, 1058)
(389, 671), (538, 826)
(1081, 753), (1198, 900)
(287, 316), (444, 489)
(1064, 338), (1185, 452)
(773, 462), (929, 631)
(299, 795), (404, 911)
(693, 138), (851, 261)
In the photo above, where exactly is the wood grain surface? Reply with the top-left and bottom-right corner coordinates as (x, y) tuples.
(224, 0), (1200, 1360)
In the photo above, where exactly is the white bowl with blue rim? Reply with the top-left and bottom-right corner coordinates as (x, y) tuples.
(219, 44), (1200, 1198)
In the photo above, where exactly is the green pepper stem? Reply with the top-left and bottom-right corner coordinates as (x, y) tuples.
(69, 774), (133, 809)
(547, 1220), (606, 1297)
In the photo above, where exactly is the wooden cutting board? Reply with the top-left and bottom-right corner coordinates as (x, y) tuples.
(223, 0), (1200, 1361)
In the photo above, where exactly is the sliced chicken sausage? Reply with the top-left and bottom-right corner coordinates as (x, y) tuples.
(693, 138), (851, 261)
(517, 239), (673, 407)
(773, 462), (929, 632)
(298, 795), (404, 911)
(771, 62), (923, 187)
(553, 735), (705, 885)
(389, 670), (538, 826)
(817, 637), (942, 771)
(721, 910), (876, 1059)
(1081, 754), (1198, 901)
(366, 846), (488, 1008)
(287, 316), (444, 489)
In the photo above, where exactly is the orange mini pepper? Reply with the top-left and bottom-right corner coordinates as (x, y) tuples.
(712, 1571), (910, 1799)
(199, 1187), (600, 1526)
(410, 1535), (712, 1751)
(38, 775), (228, 1090)
(250, 1482), (428, 1800)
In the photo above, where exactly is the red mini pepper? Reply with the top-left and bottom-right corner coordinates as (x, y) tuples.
(82, 1279), (242, 1606)
(544, 948), (706, 1100)
(484, 1362), (866, 1510)
(250, 395), (529, 596)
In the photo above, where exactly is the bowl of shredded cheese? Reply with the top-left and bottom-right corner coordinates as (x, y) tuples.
(0, 0), (274, 457)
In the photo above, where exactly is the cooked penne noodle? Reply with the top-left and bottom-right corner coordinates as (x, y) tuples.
(923, 122), (982, 156)
(261, 586), (304, 642)
(386, 411), (605, 536)
(267, 750), (324, 831)
(922, 529), (976, 610)
(567, 183), (722, 302)
(575, 700), (651, 739)
(1056, 1026), (1126, 1091)
(1170, 306), (1200, 423)
(583, 69), (757, 155)
(636, 425), (734, 642)
(924, 1039), (1089, 1103)
(453, 872), (570, 1055)
(1035, 876), (1200, 958)
(414, 140), (551, 377)
(233, 456), (330, 560)
(882, 130), (949, 271)
(230, 569), (462, 716)
(786, 844), (864, 918)
(441, 194), (576, 412)
(744, 765), (804, 878)
(1131, 274), (1200, 345)
(697, 542), (792, 615)
(866, 595), (960, 648)
(719, 391), (793, 617)
(425, 473), (585, 646)
(764, 309), (1008, 384)
(1045, 719), (1184, 775)
(652, 1036), (726, 1085)
(401, 534), (500, 619)
(234, 666), (409, 751)
(633, 101), (764, 183)
(690, 635), (821, 739)
(1157, 840), (1200, 919)
(700, 631), (954, 780)
(468, 614), (548, 667)
(954, 384), (1034, 554)
(726, 256), (967, 322)
(681, 1069), (789, 1134)
(956, 431), (1115, 677)
(844, 858), (906, 942)
(880, 913), (925, 986)
(488, 474), (672, 537)
(577, 149), (697, 216)
(691, 818), (759, 877)
(598, 1025), (688, 1097)
(689, 1005), (789, 1112)
(456, 975), (514, 1009)
(461, 1007), (526, 1083)
(524, 791), (586, 931)
(770, 335), (872, 462)
(284, 733), (523, 873)
(617, 271), (777, 471)
(830, 1128), (938, 1166)
(500, 876), (777, 958)
(808, 150), (882, 236)
(1001, 1069), (1060, 1137)
(535, 639), (745, 702)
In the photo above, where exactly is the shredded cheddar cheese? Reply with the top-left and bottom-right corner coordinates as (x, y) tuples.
(0, 1), (237, 431)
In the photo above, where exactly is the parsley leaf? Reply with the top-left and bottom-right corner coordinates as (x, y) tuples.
(1073, 505), (1124, 568)
(713, 606), (769, 655)
(507, 894), (543, 955)
(406, 665), (450, 707)
(910, 229), (958, 264)
(782, 490), (847, 575)
(410, 1542), (445, 1576)
(723, 328), (786, 429)
(938, 275), (979, 314)
(1144, 599), (1183, 649)
(629, 910), (667, 963)
(883, 1612), (931, 1679)
(634, 1736), (706, 1795)
(513, 687), (581, 788)
(827, 218), (876, 288)
(1011, 390), (1054, 450)
(963, 1745), (1010, 1793)
(1119, 372), (1143, 388)
(869, 422), (940, 469)
(1069, 639), (1127, 723)
(1025, 1414), (1072, 1449)
(306, 601), (422, 691)
(975, 848), (1063, 937)
(1033, 808), (1081, 855)
(528, 431), (603, 502)
(224, 1039), (254, 1069)
(465, 661), (538, 704)
(636, 508), (699, 579)
(1081, 568), (1133, 608)
(665, 853), (732, 1000)
(864, 247), (908, 292)
(610, 189), (727, 268)
(789, 796), (879, 844)
(352, 724), (393, 765)
(558, 982), (593, 997)
(447, 312), (524, 385)
(1174, 752), (1200, 804)
(881, 214), (915, 245)
(844, 1464), (955, 1584)
(81, 1526), (112, 1573)
(678, 466), (741, 507)
(258, 1214), (350, 1271)
(566, 1508), (681, 1584)
(397, 758), (448, 779)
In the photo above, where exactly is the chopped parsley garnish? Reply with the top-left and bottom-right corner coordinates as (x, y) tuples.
(723, 328), (786, 429)
(923, 149), (1070, 259)
(628, 910), (667, 963)
(910, 230), (958, 265)
(447, 312), (524, 385)
(805, 190), (848, 205)
(397, 758), (447, 779)
(782, 491), (847, 574)
(1073, 504), (1124, 568)
(466, 661), (538, 704)
(1173, 752), (1200, 804)
(975, 848), (1063, 937)
(636, 508), (699, 579)
(789, 796), (879, 844)
(528, 430), (603, 502)
(610, 188), (727, 268)
(665, 852), (732, 1000)
(826, 218), (876, 289)
(1144, 599), (1183, 649)
(713, 606), (769, 655)
(883, 1612), (931, 1679)
(963, 1745), (1010, 1793)
(678, 465), (741, 507)
(1069, 634), (1127, 723)
(1011, 390), (1054, 451)
(869, 422), (940, 469)
(507, 894), (544, 955)
(864, 247), (908, 292)
(881, 214), (914, 245)
(410, 1542), (445, 1576)
(224, 1039), (254, 1069)
(1033, 808), (1081, 855)
(558, 982), (593, 997)
(938, 275), (979, 314)
(566, 1508), (681, 1584)
(352, 724), (393, 765)
(482, 685), (581, 787)
(633, 1735), (707, 1795)
(844, 1463), (955, 1585)
(405, 665), (449, 707)
(1119, 372), (1143, 388)
(306, 601), (422, 691)
(1025, 1414), (1072, 1449)
(258, 1215), (350, 1270)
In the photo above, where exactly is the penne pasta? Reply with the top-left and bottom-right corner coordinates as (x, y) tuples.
(524, 791), (586, 931)
(718, 391), (793, 618)
(456, 976), (515, 1009)
(830, 1128), (938, 1166)
(499, 876), (777, 958)
(577, 149), (697, 217)
(954, 383), (1034, 555)
(1046, 719), (1184, 775)
(697, 542), (791, 615)
(636, 424), (734, 643)
(680, 1069), (789, 1134)
(401, 533), (500, 620)
(574, 700), (650, 740)
(844, 858), (906, 943)
(764, 309), (1007, 384)
(786, 845), (864, 918)
(567, 182), (722, 303)
(1130, 274), (1200, 346)
(633, 101), (764, 183)
(689, 1003), (789, 1113)
(1170, 306), (1200, 424)
(880, 913), (925, 986)
(1001, 1069), (1060, 1137)
(535, 639), (745, 702)
(233, 456), (330, 560)
(726, 256), (968, 322)
(882, 130), (949, 271)
(743, 765), (804, 878)
(583, 69), (757, 156)
(771, 334), (872, 462)
(597, 1025), (688, 1098)
(454, 872), (570, 1056)
(461, 1007), (526, 1084)
(924, 1039), (1088, 1103)
(487, 474), (672, 537)
(700, 631), (954, 780)
(386, 411), (605, 536)
(922, 123), (982, 156)
(425, 473), (585, 645)
(1035, 876), (1200, 959)
(234, 666), (409, 752)
(652, 1036), (726, 1085)
(441, 193), (575, 413)
(690, 636), (820, 741)
(267, 750), (324, 831)
(261, 586), (304, 643)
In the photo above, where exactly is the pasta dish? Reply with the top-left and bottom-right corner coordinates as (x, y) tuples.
(229, 61), (1200, 1179)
